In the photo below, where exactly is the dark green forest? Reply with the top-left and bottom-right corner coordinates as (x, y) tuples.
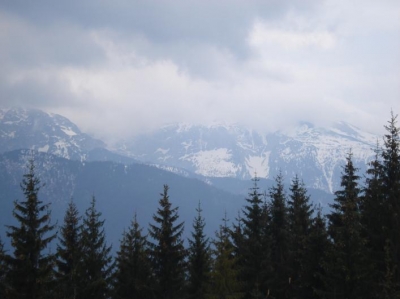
(0, 113), (399, 299)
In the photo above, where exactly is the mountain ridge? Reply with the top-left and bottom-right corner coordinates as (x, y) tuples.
(0, 107), (378, 193)
(0, 107), (105, 161)
(0, 149), (246, 251)
(116, 121), (377, 193)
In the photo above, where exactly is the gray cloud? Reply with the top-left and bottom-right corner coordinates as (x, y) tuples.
(0, 69), (81, 109)
(1, 1), (318, 59)
(0, 11), (106, 68)
(0, 0), (399, 143)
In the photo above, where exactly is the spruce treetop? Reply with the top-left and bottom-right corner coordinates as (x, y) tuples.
(5, 159), (57, 299)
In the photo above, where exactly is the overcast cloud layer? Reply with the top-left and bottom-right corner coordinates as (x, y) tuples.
(0, 0), (399, 143)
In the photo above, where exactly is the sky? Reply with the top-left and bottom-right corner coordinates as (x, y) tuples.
(0, 0), (399, 143)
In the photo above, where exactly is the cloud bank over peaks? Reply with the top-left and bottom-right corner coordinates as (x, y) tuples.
(0, 0), (398, 143)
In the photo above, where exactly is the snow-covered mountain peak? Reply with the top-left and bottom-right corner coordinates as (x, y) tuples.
(278, 121), (377, 147)
(0, 107), (31, 124)
(163, 121), (247, 135)
(329, 121), (377, 144)
(0, 107), (105, 161)
(0, 108), (380, 194)
(174, 123), (194, 133)
(280, 121), (317, 138)
(118, 121), (378, 193)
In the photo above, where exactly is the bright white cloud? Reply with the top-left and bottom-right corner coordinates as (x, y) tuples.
(249, 21), (336, 51)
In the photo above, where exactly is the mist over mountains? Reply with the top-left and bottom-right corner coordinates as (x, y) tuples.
(0, 107), (377, 192)
(0, 107), (378, 248)
(117, 121), (377, 193)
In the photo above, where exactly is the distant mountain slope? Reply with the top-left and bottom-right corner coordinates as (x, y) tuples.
(0, 107), (377, 194)
(0, 150), (244, 251)
(115, 122), (377, 193)
(0, 107), (105, 160)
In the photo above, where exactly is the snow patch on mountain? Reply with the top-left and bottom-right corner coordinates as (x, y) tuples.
(156, 148), (172, 162)
(156, 148), (170, 155)
(181, 148), (240, 177)
(176, 123), (194, 133)
(0, 108), (379, 194)
(182, 141), (193, 151)
(245, 152), (271, 178)
(0, 107), (105, 161)
(60, 126), (77, 136)
(38, 144), (49, 153)
(118, 121), (378, 193)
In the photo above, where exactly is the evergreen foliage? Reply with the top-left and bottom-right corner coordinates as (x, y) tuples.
(78, 196), (113, 299)
(326, 152), (368, 298)
(0, 237), (6, 298)
(360, 143), (387, 297)
(113, 213), (153, 299)
(360, 112), (400, 297)
(268, 172), (291, 299)
(238, 176), (270, 299)
(55, 199), (82, 299)
(307, 206), (330, 299)
(4, 159), (57, 299)
(209, 215), (242, 299)
(287, 175), (314, 298)
(380, 112), (400, 293)
(187, 202), (212, 299)
(230, 211), (244, 267)
(259, 198), (272, 298)
(148, 185), (186, 299)
(380, 240), (400, 299)
(0, 112), (399, 299)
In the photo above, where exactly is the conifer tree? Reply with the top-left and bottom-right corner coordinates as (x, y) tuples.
(326, 152), (368, 299)
(360, 113), (400, 297)
(380, 240), (400, 299)
(148, 185), (186, 299)
(239, 176), (270, 299)
(0, 237), (6, 298)
(56, 200), (82, 299)
(231, 211), (244, 261)
(307, 206), (330, 299)
(187, 202), (212, 299)
(268, 173), (291, 299)
(209, 214), (242, 299)
(287, 175), (314, 298)
(259, 197), (272, 297)
(380, 112), (400, 290)
(114, 213), (153, 299)
(360, 143), (386, 298)
(78, 196), (113, 299)
(5, 159), (57, 299)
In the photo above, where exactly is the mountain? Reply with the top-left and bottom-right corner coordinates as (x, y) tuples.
(0, 107), (376, 195)
(0, 107), (142, 165)
(0, 107), (105, 161)
(1, 107), (362, 251)
(0, 149), (244, 251)
(0, 150), (333, 254)
(115, 121), (377, 193)
(0, 107), (378, 194)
